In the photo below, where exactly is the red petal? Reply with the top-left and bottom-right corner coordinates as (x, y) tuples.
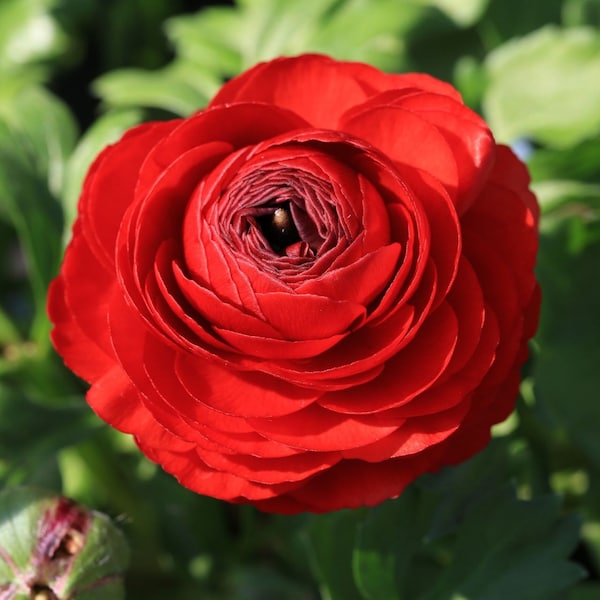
(248, 404), (399, 452)
(86, 366), (155, 435)
(48, 232), (116, 382)
(175, 349), (319, 418)
(141, 445), (298, 501)
(296, 244), (401, 306)
(341, 104), (459, 201)
(80, 120), (178, 269)
(342, 400), (470, 461)
(255, 291), (366, 340)
(197, 447), (340, 485)
(318, 300), (458, 414)
(209, 54), (372, 127)
(286, 456), (427, 512)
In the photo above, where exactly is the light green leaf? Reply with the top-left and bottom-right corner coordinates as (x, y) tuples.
(165, 6), (246, 77)
(414, 0), (489, 26)
(304, 0), (421, 72)
(483, 26), (600, 148)
(0, 0), (69, 79)
(0, 86), (78, 197)
(534, 182), (600, 255)
(92, 63), (216, 117)
(533, 180), (600, 215)
(166, 0), (432, 77)
(62, 108), (144, 239)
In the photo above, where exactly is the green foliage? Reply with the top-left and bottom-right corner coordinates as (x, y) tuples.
(483, 26), (600, 147)
(0, 0), (71, 84)
(0, 86), (76, 344)
(0, 0), (599, 598)
(305, 442), (585, 600)
(94, 0), (500, 117)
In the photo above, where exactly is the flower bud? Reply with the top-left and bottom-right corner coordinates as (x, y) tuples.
(0, 488), (128, 599)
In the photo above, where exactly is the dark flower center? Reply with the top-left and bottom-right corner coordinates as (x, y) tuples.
(257, 202), (302, 254)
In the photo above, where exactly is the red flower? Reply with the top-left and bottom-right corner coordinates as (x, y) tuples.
(48, 55), (539, 513)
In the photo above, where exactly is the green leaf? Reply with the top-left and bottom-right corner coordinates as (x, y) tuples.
(0, 383), (97, 477)
(562, 0), (600, 27)
(0, 487), (129, 599)
(225, 565), (315, 600)
(92, 63), (216, 117)
(528, 137), (600, 183)
(0, 307), (21, 346)
(414, 0), (489, 27)
(568, 583), (600, 600)
(353, 488), (422, 600)
(305, 510), (364, 600)
(533, 180), (600, 221)
(166, 0), (436, 77)
(483, 26), (600, 148)
(534, 222), (600, 469)
(0, 85), (79, 197)
(480, 0), (563, 43)
(0, 127), (63, 339)
(62, 108), (144, 238)
(0, 85), (77, 340)
(419, 440), (518, 541)
(302, 0), (421, 72)
(420, 489), (584, 600)
(0, 0), (70, 80)
(165, 6), (246, 78)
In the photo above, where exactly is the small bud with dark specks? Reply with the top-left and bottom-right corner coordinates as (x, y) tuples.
(0, 488), (129, 600)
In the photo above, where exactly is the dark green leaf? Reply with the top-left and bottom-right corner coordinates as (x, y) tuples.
(0, 383), (96, 478)
(305, 510), (364, 600)
(353, 488), (422, 600)
(568, 583), (600, 600)
(420, 489), (584, 600)
(528, 138), (600, 184)
(562, 0), (600, 27)
(225, 565), (315, 600)
(481, 0), (563, 42)
(534, 223), (600, 469)
(0, 86), (77, 341)
(0, 133), (63, 339)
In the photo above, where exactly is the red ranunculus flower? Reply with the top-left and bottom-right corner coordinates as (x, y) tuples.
(48, 54), (540, 513)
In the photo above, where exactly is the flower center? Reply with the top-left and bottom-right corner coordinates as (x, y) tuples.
(257, 201), (302, 254)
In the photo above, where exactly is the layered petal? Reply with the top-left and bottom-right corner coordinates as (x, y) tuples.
(49, 54), (539, 514)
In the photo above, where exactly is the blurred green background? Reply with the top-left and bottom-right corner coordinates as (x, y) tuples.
(0, 0), (599, 598)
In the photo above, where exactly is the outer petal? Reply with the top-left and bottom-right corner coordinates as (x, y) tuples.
(209, 54), (372, 127)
